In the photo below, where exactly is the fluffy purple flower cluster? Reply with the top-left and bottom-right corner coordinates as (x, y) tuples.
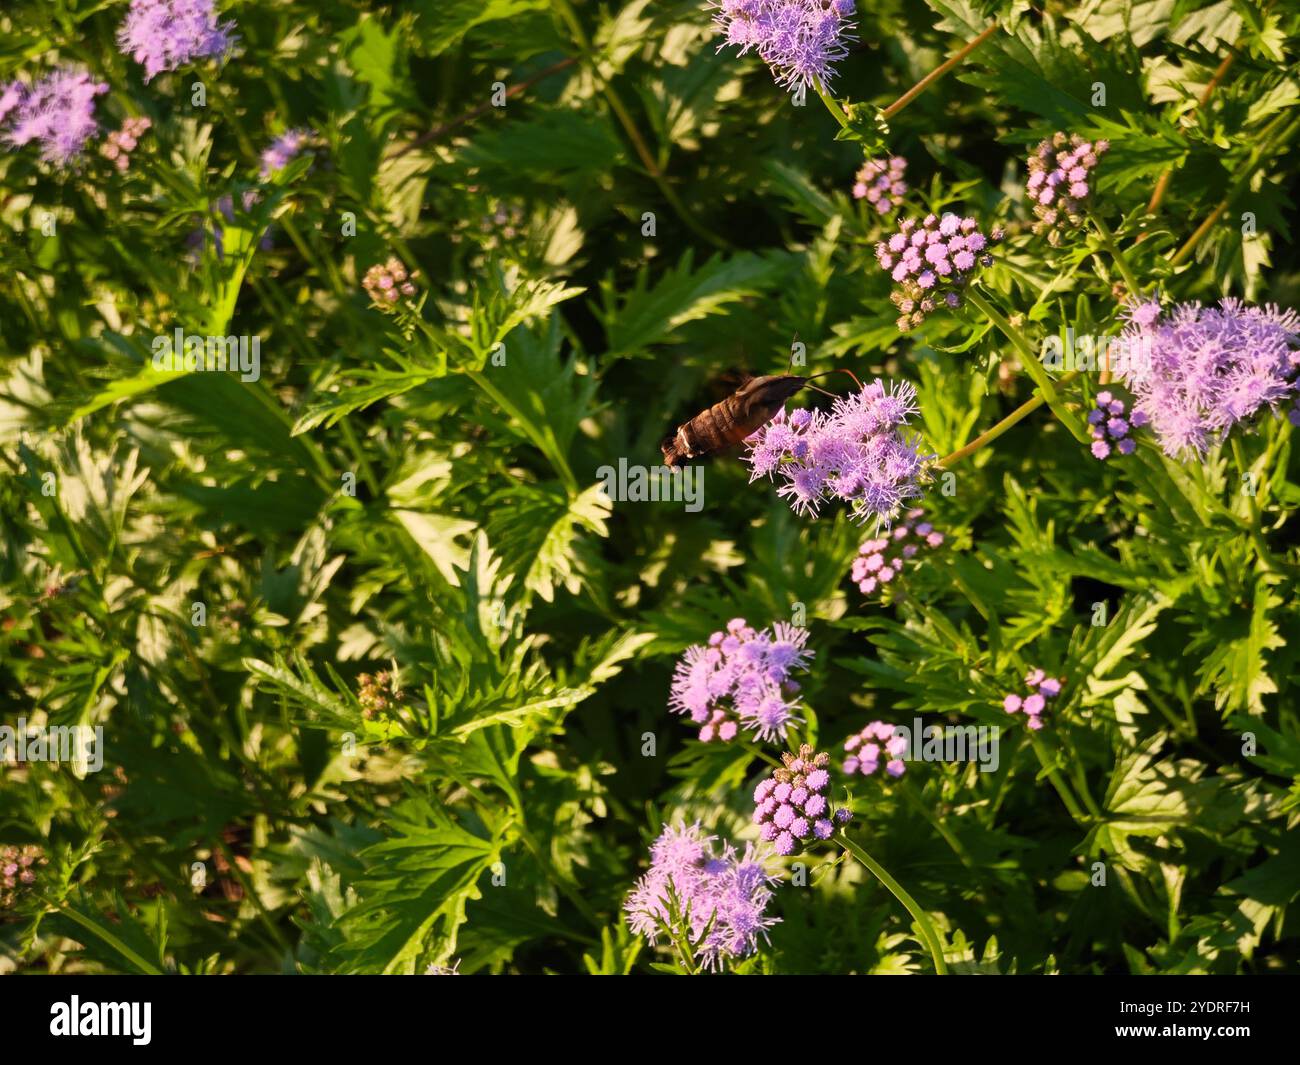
(851, 507), (944, 597)
(711, 0), (857, 94)
(1087, 390), (1143, 460)
(853, 156), (907, 215)
(876, 213), (1003, 331)
(745, 379), (930, 524)
(117, 0), (237, 82)
(753, 745), (852, 855)
(1002, 669), (1062, 731)
(0, 68), (108, 167)
(1026, 132), (1109, 245)
(624, 822), (779, 971)
(260, 127), (314, 178)
(843, 721), (907, 778)
(1117, 298), (1300, 457)
(669, 619), (811, 743)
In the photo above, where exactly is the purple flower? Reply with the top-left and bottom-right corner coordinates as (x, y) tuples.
(753, 745), (850, 855)
(259, 127), (314, 178)
(712, 0), (856, 94)
(624, 822), (779, 971)
(842, 721), (907, 778)
(0, 68), (108, 166)
(1003, 671), (1062, 729)
(745, 379), (932, 525)
(1117, 297), (1300, 457)
(849, 507), (944, 599)
(1025, 132), (1108, 245)
(668, 619), (811, 743)
(853, 156), (907, 214)
(118, 0), (237, 82)
(877, 213), (1002, 330)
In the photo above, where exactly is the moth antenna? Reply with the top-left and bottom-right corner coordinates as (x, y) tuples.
(805, 368), (863, 389)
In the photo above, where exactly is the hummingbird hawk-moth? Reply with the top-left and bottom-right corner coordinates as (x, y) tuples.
(659, 369), (861, 467)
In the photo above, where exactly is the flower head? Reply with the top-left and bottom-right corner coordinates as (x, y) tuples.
(0, 68), (108, 166)
(877, 213), (1002, 330)
(118, 0), (236, 81)
(260, 127), (314, 178)
(363, 256), (421, 310)
(745, 379), (932, 526)
(1026, 132), (1108, 245)
(1002, 670), (1063, 730)
(1, 844), (47, 909)
(712, 0), (856, 95)
(624, 822), (779, 971)
(99, 116), (152, 172)
(669, 619), (811, 743)
(842, 720), (907, 778)
(1117, 297), (1300, 457)
(850, 507), (944, 597)
(753, 744), (852, 854)
(853, 155), (907, 215)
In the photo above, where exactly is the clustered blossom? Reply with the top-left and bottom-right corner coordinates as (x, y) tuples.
(362, 257), (420, 310)
(1002, 669), (1062, 731)
(1086, 390), (1142, 460)
(745, 379), (930, 525)
(711, 0), (857, 94)
(1117, 297), (1300, 457)
(117, 0), (236, 81)
(851, 507), (944, 597)
(624, 822), (779, 971)
(843, 721), (907, 778)
(1, 845), (46, 908)
(853, 156), (907, 215)
(669, 618), (811, 743)
(1026, 132), (1108, 245)
(260, 127), (314, 178)
(876, 213), (1003, 331)
(358, 670), (402, 719)
(0, 68), (108, 167)
(100, 116), (151, 172)
(753, 745), (852, 855)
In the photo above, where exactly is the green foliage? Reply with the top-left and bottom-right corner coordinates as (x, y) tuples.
(1, 0), (1298, 977)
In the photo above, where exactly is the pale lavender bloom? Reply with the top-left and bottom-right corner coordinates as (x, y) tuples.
(849, 507), (943, 597)
(259, 127), (314, 177)
(668, 618), (811, 743)
(117, 0), (236, 81)
(1117, 297), (1300, 457)
(1002, 670), (1062, 729)
(0, 68), (108, 166)
(1025, 132), (1108, 245)
(843, 720), (907, 778)
(876, 213), (1002, 330)
(711, 0), (856, 94)
(745, 379), (932, 526)
(624, 823), (779, 971)
(853, 156), (907, 214)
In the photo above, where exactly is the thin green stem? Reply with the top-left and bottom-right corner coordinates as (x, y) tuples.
(1087, 209), (1142, 298)
(964, 289), (1087, 443)
(1231, 435), (1275, 573)
(880, 23), (999, 120)
(837, 832), (948, 974)
(939, 371), (1081, 467)
(814, 81), (850, 129)
(1027, 732), (1092, 826)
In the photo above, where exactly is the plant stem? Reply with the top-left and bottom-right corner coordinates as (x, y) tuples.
(938, 371), (1081, 467)
(1086, 209), (1142, 298)
(814, 80), (850, 129)
(964, 289), (1086, 442)
(551, 0), (728, 249)
(837, 832), (948, 974)
(1027, 732), (1092, 826)
(1230, 435), (1274, 573)
(880, 23), (999, 120)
